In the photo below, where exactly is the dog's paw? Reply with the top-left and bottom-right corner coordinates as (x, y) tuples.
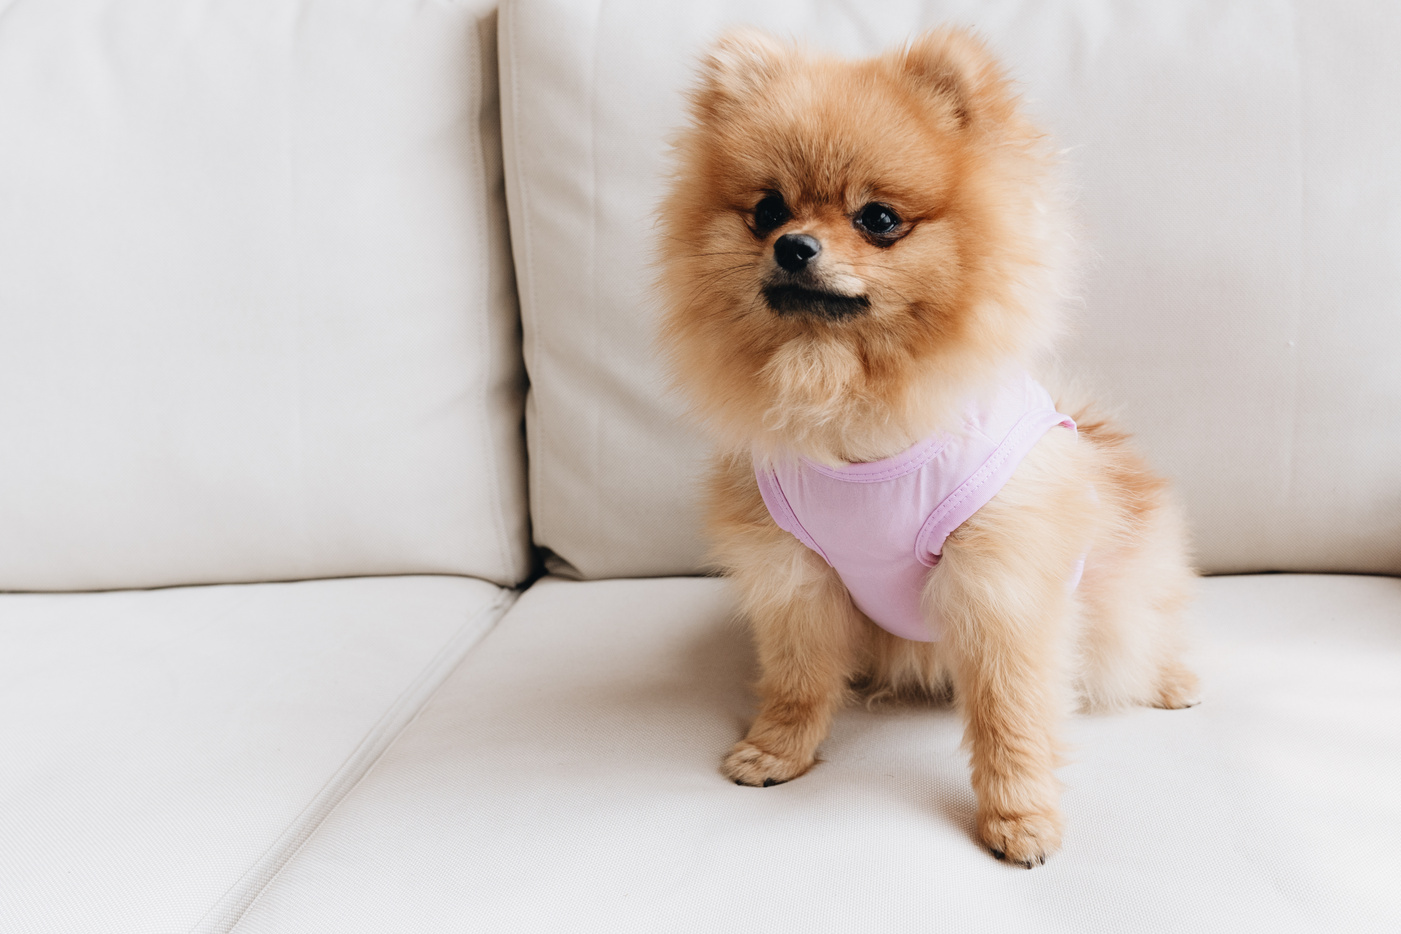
(1153, 663), (1202, 710)
(980, 810), (1063, 868)
(722, 740), (812, 787)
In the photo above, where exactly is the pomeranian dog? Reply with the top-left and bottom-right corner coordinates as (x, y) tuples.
(655, 27), (1199, 867)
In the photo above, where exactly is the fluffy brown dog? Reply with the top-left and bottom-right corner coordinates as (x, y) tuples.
(656, 27), (1199, 868)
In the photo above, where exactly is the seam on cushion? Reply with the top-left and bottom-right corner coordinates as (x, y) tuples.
(471, 8), (524, 586)
(191, 583), (520, 934)
(582, 0), (604, 579)
(1283, 0), (1306, 567)
(499, 0), (545, 581)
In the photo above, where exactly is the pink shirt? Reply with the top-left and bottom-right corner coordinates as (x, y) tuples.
(754, 374), (1077, 642)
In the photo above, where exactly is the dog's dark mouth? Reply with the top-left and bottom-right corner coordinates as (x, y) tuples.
(762, 284), (870, 320)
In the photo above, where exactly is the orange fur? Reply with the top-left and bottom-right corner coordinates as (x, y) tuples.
(657, 27), (1198, 868)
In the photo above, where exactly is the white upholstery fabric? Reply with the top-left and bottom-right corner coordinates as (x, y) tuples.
(225, 574), (1399, 933)
(501, 0), (1401, 579)
(0, 575), (514, 934)
(0, 0), (530, 590)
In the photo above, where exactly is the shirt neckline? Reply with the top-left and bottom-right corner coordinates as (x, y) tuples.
(801, 430), (951, 483)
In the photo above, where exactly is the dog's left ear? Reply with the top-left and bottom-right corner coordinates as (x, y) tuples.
(899, 28), (1017, 131)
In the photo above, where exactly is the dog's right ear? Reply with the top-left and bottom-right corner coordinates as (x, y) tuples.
(690, 28), (787, 118)
(900, 28), (1017, 132)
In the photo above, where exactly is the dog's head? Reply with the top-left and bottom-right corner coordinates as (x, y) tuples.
(657, 28), (1069, 463)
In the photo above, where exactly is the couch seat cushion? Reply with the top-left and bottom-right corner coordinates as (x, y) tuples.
(0, 575), (513, 934)
(224, 574), (1398, 933)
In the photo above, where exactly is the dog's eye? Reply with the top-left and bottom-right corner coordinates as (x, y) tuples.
(753, 194), (790, 234)
(855, 203), (901, 237)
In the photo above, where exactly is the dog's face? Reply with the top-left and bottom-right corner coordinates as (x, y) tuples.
(658, 29), (1066, 462)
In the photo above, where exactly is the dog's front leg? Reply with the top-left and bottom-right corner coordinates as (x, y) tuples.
(722, 539), (864, 787)
(933, 534), (1076, 867)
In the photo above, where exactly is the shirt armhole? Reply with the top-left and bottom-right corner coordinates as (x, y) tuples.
(913, 412), (1077, 568)
(754, 465), (832, 566)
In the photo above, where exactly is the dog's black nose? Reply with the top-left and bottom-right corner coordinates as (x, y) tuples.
(774, 233), (821, 272)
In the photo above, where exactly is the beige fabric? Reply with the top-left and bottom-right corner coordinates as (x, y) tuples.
(501, 0), (1401, 578)
(224, 574), (1399, 932)
(0, 0), (530, 590)
(0, 575), (514, 934)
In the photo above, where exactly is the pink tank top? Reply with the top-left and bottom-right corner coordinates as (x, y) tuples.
(754, 373), (1077, 642)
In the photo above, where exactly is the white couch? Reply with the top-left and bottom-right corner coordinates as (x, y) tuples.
(2, 1), (1397, 931)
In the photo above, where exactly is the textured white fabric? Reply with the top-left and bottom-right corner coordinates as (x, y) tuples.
(0, 0), (530, 590)
(225, 574), (1399, 933)
(0, 575), (513, 934)
(501, 0), (1401, 578)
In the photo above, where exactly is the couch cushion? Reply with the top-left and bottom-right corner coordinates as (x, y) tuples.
(0, 0), (530, 590)
(221, 574), (1398, 933)
(502, 0), (1401, 578)
(0, 575), (513, 934)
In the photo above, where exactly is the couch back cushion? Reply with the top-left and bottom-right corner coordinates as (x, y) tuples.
(0, 0), (531, 590)
(502, 0), (1401, 579)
